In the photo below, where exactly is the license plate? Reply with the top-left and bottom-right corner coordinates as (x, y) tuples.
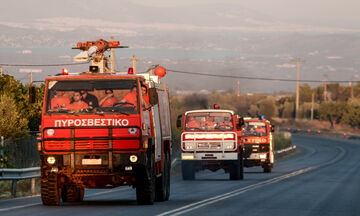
(82, 158), (102, 165)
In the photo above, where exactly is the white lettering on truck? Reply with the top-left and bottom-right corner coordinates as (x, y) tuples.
(54, 119), (130, 127)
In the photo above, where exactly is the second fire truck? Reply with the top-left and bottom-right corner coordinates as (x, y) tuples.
(178, 106), (244, 180)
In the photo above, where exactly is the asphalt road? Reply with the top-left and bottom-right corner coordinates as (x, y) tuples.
(0, 134), (359, 216)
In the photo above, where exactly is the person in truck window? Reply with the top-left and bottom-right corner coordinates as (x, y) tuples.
(50, 90), (70, 109)
(220, 117), (233, 128)
(201, 116), (216, 128)
(67, 91), (88, 111)
(99, 89), (118, 107)
(120, 86), (137, 108)
(80, 90), (99, 108)
(187, 116), (200, 128)
(141, 85), (150, 110)
(255, 125), (266, 134)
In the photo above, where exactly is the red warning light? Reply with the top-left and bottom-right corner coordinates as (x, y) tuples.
(214, 104), (220, 109)
(155, 66), (166, 78)
(62, 68), (69, 75)
(128, 67), (134, 74)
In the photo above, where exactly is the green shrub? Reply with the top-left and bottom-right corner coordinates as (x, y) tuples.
(274, 133), (292, 150)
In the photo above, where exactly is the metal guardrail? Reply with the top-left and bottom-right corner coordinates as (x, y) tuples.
(275, 145), (297, 154)
(0, 167), (40, 197)
(279, 127), (360, 140)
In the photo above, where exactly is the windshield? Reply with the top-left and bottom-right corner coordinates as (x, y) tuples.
(242, 121), (268, 137)
(45, 79), (140, 114)
(185, 112), (234, 131)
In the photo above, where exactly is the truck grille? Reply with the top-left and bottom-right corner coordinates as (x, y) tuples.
(197, 142), (221, 150)
(42, 126), (141, 151)
(244, 144), (269, 158)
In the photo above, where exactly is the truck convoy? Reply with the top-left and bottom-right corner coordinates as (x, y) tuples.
(178, 106), (244, 180)
(37, 39), (172, 205)
(241, 116), (275, 173)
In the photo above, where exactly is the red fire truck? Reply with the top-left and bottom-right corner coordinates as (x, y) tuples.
(241, 116), (275, 173)
(177, 107), (244, 180)
(37, 39), (172, 205)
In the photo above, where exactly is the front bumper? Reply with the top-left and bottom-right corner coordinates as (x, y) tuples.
(181, 152), (238, 160)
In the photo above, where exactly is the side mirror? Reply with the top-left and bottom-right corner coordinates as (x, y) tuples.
(271, 124), (275, 132)
(149, 88), (158, 105)
(238, 117), (244, 127)
(176, 114), (182, 128)
(29, 86), (36, 103)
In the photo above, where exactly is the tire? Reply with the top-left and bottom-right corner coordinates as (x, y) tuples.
(41, 173), (61, 206)
(182, 161), (195, 180)
(230, 154), (242, 180)
(136, 152), (156, 205)
(78, 187), (85, 201)
(239, 152), (244, 180)
(62, 185), (83, 202)
(264, 164), (272, 173)
(155, 152), (170, 201)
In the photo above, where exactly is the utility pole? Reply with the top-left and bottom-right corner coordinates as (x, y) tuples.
(133, 55), (137, 74)
(30, 71), (33, 85)
(237, 80), (240, 96)
(323, 74), (327, 102)
(311, 92), (314, 121)
(350, 75), (354, 99)
(110, 36), (115, 73)
(19, 69), (42, 84)
(292, 58), (303, 120)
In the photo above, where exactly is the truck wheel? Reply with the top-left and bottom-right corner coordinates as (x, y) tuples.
(136, 153), (156, 205)
(41, 173), (61, 205)
(239, 152), (244, 180)
(79, 187), (85, 201)
(182, 161), (195, 180)
(264, 164), (272, 173)
(155, 151), (170, 201)
(230, 156), (241, 180)
(62, 185), (81, 202)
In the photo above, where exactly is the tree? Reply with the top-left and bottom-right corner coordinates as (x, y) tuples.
(282, 102), (295, 118)
(299, 84), (313, 103)
(0, 94), (28, 138)
(258, 97), (277, 119)
(319, 102), (348, 129)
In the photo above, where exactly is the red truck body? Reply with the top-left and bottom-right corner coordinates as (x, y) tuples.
(241, 117), (274, 173)
(38, 40), (171, 205)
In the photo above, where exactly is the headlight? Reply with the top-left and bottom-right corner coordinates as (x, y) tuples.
(259, 154), (267, 159)
(46, 129), (55, 136)
(225, 143), (235, 150)
(47, 156), (56, 165)
(184, 143), (194, 150)
(129, 155), (138, 163)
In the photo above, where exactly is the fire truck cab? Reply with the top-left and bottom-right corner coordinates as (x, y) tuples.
(178, 108), (244, 180)
(38, 39), (171, 205)
(241, 116), (274, 173)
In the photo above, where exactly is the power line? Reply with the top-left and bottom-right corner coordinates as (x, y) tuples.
(0, 61), (90, 67)
(166, 69), (355, 83)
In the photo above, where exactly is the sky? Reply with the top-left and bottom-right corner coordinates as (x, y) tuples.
(134, 0), (360, 29)
(1, 0), (359, 93)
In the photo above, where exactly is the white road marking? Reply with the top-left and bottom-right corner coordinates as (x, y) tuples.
(158, 146), (346, 216)
(157, 166), (316, 216)
(0, 203), (41, 212)
(0, 187), (131, 212)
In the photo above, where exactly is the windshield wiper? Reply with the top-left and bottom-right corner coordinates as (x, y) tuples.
(96, 107), (130, 116)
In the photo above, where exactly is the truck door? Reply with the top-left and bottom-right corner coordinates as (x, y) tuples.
(152, 103), (162, 161)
